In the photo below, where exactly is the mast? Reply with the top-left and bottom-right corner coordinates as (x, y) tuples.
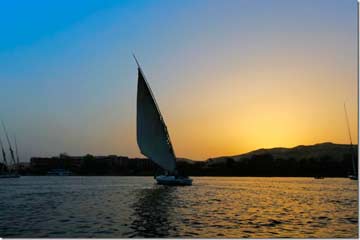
(0, 136), (8, 172)
(344, 103), (356, 176)
(133, 55), (177, 161)
(134, 55), (177, 173)
(1, 121), (16, 167)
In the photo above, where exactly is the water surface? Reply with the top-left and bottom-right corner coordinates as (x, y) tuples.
(0, 176), (357, 238)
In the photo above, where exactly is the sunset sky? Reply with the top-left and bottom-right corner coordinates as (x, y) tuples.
(0, 0), (358, 161)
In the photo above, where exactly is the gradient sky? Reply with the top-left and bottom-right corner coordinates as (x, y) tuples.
(0, 0), (358, 161)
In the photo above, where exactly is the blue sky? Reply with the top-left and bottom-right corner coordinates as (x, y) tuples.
(0, 0), (357, 161)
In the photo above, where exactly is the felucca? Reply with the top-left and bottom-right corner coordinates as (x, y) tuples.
(0, 121), (20, 178)
(344, 103), (357, 180)
(134, 55), (192, 186)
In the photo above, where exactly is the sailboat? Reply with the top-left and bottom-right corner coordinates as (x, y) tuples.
(0, 121), (20, 178)
(344, 103), (357, 180)
(134, 55), (192, 186)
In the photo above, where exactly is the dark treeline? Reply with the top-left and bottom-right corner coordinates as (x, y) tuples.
(17, 150), (358, 177)
(180, 152), (357, 177)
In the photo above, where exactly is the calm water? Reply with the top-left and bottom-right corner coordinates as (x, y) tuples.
(0, 176), (358, 238)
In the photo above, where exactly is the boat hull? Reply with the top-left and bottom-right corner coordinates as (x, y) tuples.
(348, 175), (358, 180)
(0, 174), (20, 178)
(156, 175), (193, 186)
(47, 169), (73, 176)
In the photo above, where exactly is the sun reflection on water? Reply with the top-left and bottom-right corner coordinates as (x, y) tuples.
(0, 177), (357, 238)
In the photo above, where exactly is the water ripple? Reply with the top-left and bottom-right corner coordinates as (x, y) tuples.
(0, 176), (357, 238)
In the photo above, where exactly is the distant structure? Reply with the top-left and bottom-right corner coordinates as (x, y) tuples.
(30, 154), (157, 175)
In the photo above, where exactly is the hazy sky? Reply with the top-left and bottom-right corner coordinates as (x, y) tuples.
(0, 0), (358, 161)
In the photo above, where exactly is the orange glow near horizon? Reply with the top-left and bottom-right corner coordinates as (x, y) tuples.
(156, 52), (358, 160)
(0, 0), (357, 161)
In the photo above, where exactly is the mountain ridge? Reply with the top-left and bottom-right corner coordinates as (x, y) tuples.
(200, 142), (357, 165)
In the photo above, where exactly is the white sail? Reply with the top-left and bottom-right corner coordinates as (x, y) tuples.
(135, 58), (177, 173)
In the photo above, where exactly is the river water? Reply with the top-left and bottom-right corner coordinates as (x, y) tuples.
(0, 176), (357, 238)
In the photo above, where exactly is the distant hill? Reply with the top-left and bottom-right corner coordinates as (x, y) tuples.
(206, 142), (357, 166)
(177, 158), (198, 164)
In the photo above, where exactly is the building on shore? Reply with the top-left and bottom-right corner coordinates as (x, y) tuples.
(30, 154), (157, 175)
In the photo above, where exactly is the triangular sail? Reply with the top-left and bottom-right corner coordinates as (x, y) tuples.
(135, 58), (177, 173)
